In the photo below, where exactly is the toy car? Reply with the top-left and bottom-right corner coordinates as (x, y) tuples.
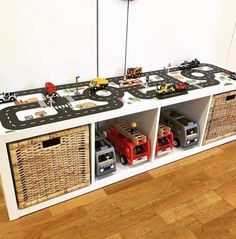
(45, 82), (57, 97)
(95, 131), (116, 177)
(179, 59), (200, 70)
(105, 122), (151, 165)
(175, 83), (188, 91)
(0, 92), (17, 103)
(230, 72), (236, 80)
(156, 124), (174, 155)
(161, 109), (199, 147)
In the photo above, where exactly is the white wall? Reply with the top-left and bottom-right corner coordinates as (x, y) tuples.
(0, 0), (236, 91)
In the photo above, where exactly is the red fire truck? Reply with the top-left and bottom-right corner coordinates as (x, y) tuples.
(45, 82), (57, 97)
(105, 123), (151, 165)
(156, 124), (174, 155)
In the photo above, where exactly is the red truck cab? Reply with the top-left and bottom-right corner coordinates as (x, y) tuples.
(106, 123), (151, 165)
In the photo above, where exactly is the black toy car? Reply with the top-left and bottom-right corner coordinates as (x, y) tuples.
(230, 72), (236, 80)
(179, 59), (200, 70)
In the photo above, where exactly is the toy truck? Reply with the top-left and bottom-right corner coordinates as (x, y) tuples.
(89, 77), (109, 90)
(156, 124), (174, 155)
(126, 67), (142, 79)
(105, 123), (151, 165)
(95, 131), (116, 177)
(45, 82), (57, 97)
(161, 109), (199, 148)
(0, 92), (17, 103)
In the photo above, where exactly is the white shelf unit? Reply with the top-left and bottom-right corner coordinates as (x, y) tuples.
(0, 85), (236, 221)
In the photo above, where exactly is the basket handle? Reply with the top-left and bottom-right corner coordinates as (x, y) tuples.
(42, 137), (61, 148)
(226, 95), (235, 101)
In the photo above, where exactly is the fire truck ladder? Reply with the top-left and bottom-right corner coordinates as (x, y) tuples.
(158, 124), (171, 137)
(115, 123), (146, 145)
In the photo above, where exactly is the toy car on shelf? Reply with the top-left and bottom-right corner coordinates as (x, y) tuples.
(45, 82), (57, 97)
(175, 82), (188, 91)
(95, 131), (116, 177)
(161, 109), (199, 148)
(126, 67), (142, 79)
(156, 124), (174, 155)
(230, 72), (236, 80)
(179, 58), (200, 70)
(0, 92), (17, 103)
(105, 122), (151, 165)
(89, 77), (109, 90)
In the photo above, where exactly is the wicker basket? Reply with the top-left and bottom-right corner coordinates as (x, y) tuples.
(203, 91), (236, 145)
(8, 125), (90, 209)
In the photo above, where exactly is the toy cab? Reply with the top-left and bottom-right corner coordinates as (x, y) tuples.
(161, 109), (199, 148)
(95, 131), (116, 177)
(105, 123), (151, 165)
(0, 92), (17, 103)
(156, 124), (174, 155)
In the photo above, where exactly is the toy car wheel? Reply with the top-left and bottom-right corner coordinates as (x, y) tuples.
(0, 99), (3, 103)
(10, 97), (16, 101)
(120, 155), (128, 165)
(173, 139), (180, 147)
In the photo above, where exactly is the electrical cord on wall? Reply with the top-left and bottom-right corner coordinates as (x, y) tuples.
(226, 20), (236, 66)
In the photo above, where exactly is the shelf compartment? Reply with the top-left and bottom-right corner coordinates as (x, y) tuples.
(95, 108), (159, 178)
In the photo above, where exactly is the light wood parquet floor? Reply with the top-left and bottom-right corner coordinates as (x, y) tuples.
(1, 141), (236, 239)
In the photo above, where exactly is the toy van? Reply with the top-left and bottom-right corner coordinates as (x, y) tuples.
(160, 109), (199, 147)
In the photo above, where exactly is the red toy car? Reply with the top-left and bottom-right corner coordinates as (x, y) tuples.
(105, 123), (151, 165)
(156, 124), (174, 155)
(175, 83), (188, 91)
(45, 82), (57, 97)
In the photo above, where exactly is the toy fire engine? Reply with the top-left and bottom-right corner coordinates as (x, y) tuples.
(45, 82), (57, 97)
(126, 67), (142, 79)
(105, 122), (151, 165)
(156, 124), (174, 155)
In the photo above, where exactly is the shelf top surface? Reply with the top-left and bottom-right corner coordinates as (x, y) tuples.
(0, 63), (236, 139)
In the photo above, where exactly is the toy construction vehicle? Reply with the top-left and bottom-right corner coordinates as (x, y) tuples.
(156, 82), (188, 96)
(89, 77), (109, 90)
(156, 124), (174, 155)
(156, 83), (176, 95)
(126, 67), (142, 79)
(95, 131), (116, 177)
(0, 92), (17, 103)
(179, 58), (200, 70)
(105, 122), (151, 165)
(161, 109), (199, 148)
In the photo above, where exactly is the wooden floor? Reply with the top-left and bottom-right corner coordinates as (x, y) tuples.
(1, 141), (236, 239)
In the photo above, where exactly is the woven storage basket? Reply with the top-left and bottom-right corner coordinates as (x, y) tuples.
(203, 91), (236, 145)
(8, 125), (90, 209)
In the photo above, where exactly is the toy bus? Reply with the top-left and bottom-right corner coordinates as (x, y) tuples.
(160, 109), (199, 147)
